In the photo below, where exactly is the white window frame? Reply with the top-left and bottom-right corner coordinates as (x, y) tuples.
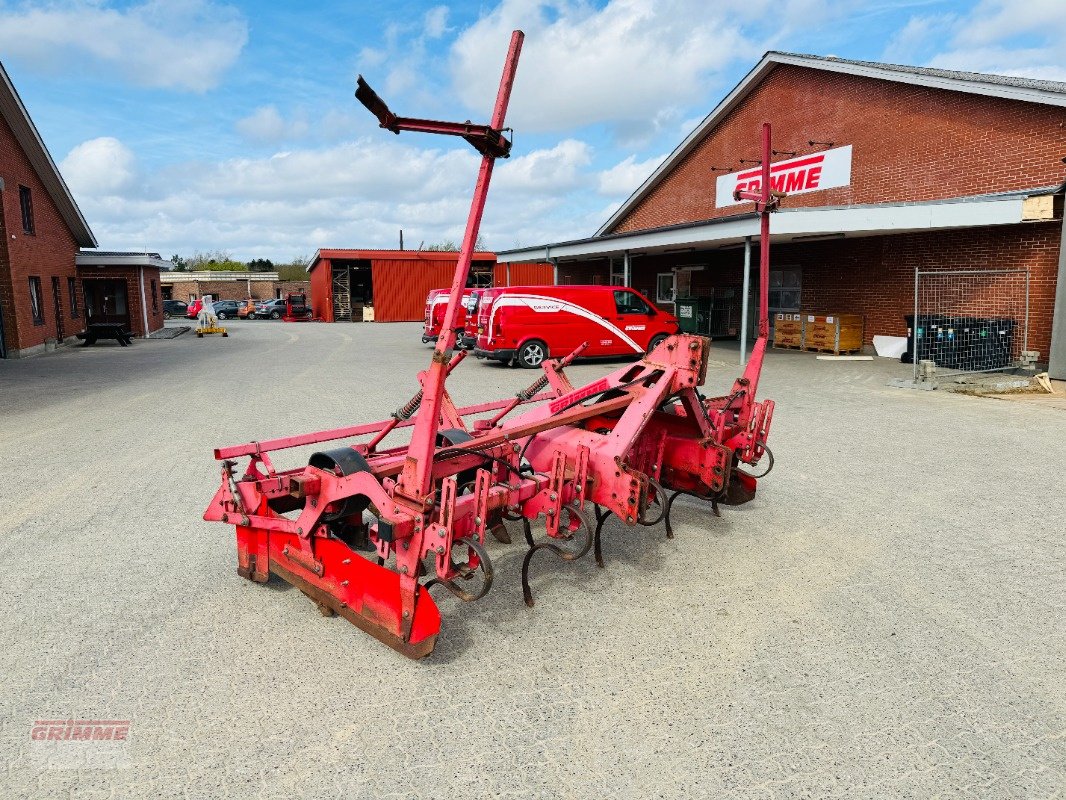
(656, 272), (675, 304)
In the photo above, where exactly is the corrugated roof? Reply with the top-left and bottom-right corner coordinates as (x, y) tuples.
(0, 60), (96, 248)
(795, 52), (1066, 95)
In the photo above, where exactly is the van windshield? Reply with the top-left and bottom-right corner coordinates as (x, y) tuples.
(614, 290), (650, 315)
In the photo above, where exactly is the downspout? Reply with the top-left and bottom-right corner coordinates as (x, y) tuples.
(138, 266), (149, 336)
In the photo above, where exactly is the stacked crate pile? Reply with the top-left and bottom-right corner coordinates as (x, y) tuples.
(801, 313), (864, 354)
(772, 313), (803, 349)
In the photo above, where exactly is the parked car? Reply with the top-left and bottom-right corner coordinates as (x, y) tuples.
(253, 299), (286, 319)
(236, 299), (257, 319)
(185, 298), (203, 319)
(212, 300), (242, 320)
(473, 285), (679, 368)
(162, 300), (188, 320)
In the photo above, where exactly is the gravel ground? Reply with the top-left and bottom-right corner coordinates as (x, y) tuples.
(1, 321), (1063, 799)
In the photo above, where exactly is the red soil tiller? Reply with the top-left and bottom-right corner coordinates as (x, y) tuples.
(204, 30), (778, 659)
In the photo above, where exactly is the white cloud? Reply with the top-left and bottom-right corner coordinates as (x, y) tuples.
(235, 106), (310, 144)
(596, 152), (665, 196)
(60, 137), (138, 195)
(423, 6), (450, 39)
(449, 0), (759, 137)
(884, 0), (1066, 82)
(0, 0), (247, 92)
(67, 134), (600, 259)
(494, 139), (592, 192)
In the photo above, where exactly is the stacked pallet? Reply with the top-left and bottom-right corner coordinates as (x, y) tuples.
(772, 313), (803, 349)
(772, 312), (865, 354)
(802, 313), (864, 354)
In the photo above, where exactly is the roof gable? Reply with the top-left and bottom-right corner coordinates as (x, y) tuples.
(0, 61), (96, 248)
(598, 52), (1066, 236)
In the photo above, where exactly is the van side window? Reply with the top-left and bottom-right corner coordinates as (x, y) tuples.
(614, 290), (649, 315)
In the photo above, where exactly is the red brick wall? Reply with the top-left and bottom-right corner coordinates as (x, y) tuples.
(0, 111), (82, 355)
(783, 224), (1060, 355)
(614, 65), (1066, 233)
(164, 279), (309, 303)
(76, 265), (165, 337)
(276, 280), (309, 298)
(562, 223), (1060, 355)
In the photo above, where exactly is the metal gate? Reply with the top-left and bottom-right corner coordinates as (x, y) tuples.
(331, 264), (351, 321)
(909, 268), (1029, 380)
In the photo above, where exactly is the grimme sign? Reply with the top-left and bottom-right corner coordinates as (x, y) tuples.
(715, 145), (852, 207)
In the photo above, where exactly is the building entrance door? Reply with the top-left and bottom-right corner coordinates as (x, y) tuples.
(51, 276), (65, 342)
(83, 279), (131, 328)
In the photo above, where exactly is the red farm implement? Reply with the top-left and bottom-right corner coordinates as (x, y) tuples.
(203, 30), (778, 659)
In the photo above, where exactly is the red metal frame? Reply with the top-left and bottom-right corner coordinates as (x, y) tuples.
(204, 32), (780, 659)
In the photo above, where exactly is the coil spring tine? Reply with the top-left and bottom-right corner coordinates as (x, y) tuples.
(521, 506), (593, 607)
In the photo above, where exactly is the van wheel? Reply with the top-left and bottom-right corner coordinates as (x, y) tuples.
(517, 340), (547, 369)
(647, 334), (668, 354)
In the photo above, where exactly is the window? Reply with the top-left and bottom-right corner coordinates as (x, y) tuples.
(68, 278), (79, 318)
(151, 279), (158, 312)
(656, 272), (675, 304)
(28, 276), (44, 325)
(614, 290), (650, 315)
(19, 186), (34, 234)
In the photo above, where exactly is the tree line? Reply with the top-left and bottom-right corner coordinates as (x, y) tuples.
(169, 251), (310, 281)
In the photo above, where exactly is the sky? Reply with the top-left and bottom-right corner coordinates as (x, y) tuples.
(1, 0), (1064, 262)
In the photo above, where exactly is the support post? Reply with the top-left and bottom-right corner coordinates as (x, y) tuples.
(913, 267), (919, 383)
(138, 266), (149, 337)
(740, 236), (751, 365)
(551, 258), (559, 285)
(623, 250), (631, 287)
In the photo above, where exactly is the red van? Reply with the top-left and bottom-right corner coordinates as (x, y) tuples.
(422, 292), (481, 347)
(424, 292), (471, 345)
(473, 285), (679, 367)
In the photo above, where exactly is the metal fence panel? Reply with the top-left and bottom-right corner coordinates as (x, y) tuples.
(910, 269), (1029, 380)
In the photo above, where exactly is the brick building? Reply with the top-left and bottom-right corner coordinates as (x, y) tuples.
(1, 60), (97, 358)
(160, 271), (310, 305)
(498, 53), (1066, 376)
(76, 251), (170, 338)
